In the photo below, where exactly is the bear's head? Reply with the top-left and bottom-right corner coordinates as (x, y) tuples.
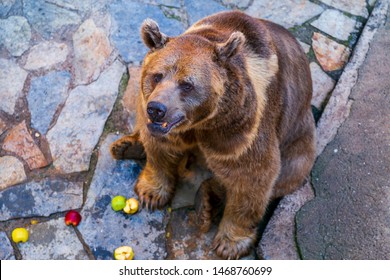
(139, 19), (245, 137)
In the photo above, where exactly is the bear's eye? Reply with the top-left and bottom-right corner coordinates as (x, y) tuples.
(179, 81), (194, 93)
(153, 73), (163, 84)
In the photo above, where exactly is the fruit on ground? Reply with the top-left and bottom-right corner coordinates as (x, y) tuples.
(111, 195), (127, 211)
(114, 246), (134, 260)
(123, 198), (139, 214)
(12, 228), (29, 243)
(65, 210), (82, 226)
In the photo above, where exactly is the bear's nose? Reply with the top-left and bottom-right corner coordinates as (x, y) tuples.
(147, 101), (167, 122)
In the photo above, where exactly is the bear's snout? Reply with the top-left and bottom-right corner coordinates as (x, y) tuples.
(147, 101), (167, 122)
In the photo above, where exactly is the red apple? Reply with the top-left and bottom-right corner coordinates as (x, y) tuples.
(65, 210), (82, 226)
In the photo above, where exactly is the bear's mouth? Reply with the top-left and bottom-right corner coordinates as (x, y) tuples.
(147, 116), (185, 136)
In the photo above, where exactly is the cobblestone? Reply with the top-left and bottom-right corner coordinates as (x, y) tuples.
(73, 19), (113, 85)
(27, 71), (71, 135)
(47, 60), (125, 174)
(2, 121), (48, 170)
(18, 218), (89, 260)
(0, 58), (28, 115)
(0, 156), (27, 190)
(0, 231), (15, 260)
(246, 0), (323, 28)
(78, 134), (167, 260)
(0, 178), (83, 221)
(0, 16), (31, 57)
(311, 9), (359, 41)
(23, 41), (69, 71)
(312, 32), (351, 72)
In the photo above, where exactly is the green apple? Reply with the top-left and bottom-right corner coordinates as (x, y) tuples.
(123, 198), (139, 214)
(12, 228), (29, 243)
(111, 195), (126, 211)
(114, 246), (134, 260)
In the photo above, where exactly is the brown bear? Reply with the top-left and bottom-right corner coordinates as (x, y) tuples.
(110, 10), (316, 259)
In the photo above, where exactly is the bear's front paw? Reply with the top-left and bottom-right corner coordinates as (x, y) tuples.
(135, 178), (173, 210)
(110, 136), (145, 160)
(212, 230), (255, 260)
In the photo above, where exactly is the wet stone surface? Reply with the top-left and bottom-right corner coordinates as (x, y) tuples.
(78, 134), (167, 260)
(18, 218), (89, 260)
(46, 60), (125, 174)
(0, 178), (83, 221)
(0, 231), (15, 260)
(27, 71), (71, 135)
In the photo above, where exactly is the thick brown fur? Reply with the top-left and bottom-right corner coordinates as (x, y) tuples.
(110, 11), (316, 259)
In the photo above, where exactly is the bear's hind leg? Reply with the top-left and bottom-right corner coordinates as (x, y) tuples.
(272, 121), (316, 199)
(195, 177), (225, 233)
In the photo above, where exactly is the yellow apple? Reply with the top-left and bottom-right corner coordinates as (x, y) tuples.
(12, 228), (29, 243)
(123, 198), (139, 214)
(114, 246), (134, 260)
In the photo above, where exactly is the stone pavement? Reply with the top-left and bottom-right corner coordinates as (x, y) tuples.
(296, 3), (390, 259)
(0, 0), (386, 260)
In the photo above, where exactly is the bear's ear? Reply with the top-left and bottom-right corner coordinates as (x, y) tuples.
(215, 32), (245, 61)
(141, 19), (169, 50)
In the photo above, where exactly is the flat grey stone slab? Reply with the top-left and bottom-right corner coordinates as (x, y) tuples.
(27, 71), (71, 135)
(0, 231), (15, 260)
(296, 5), (390, 259)
(320, 0), (368, 18)
(184, 0), (227, 25)
(47, 59), (125, 174)
(109, 0), (185, 63)
(245, 0), (323, 28)
(0, 58), (28, 115)
(18, 218), (89, 260)
(0, 178), (83, 221)
(311, 9), (359, 41)
(0, 16), (31, 57)
(78, 134), (168, 260)
(22, 0), (81, 39)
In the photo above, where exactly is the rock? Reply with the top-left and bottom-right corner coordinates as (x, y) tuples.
(109, 0), (185, 63)
(320, 0), (368, 18)
(78, 134), (167, 260)
(0, 118), (6, 136)
(122, 66), (141, 132)
(2, 121), (48, 170)
(0, 0), (15, 17)
(44, 0), (92, 15)
(0, 178), (83, 221)
(315, 0), (388, 156)
(0, 231), (15, 260)
(0, 16), (31, 57)
(258, 182), (314, 260)
(312, 32), (351, 72)
(167, 208), (256, 260)
(167, 208), (220, 259)
(0, 156), (27, 190)
(245, 0), (323, 28)
(310, 63), (335, 109)
(311, 9), (358, 41)
(184, 0), (227, 25)
(18, 218), (89, 260)
(297, 1), (390, 259)
(24, 41), (69, 71)
(73, 19), (113, 85)
(0, 58), (28, 115)
(22, 0), (81, 39)
(221, 0), (252, 9)
(27, 71), (71, 135)
(298, 40), (310, 54)
(47, 60), (125, 174)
